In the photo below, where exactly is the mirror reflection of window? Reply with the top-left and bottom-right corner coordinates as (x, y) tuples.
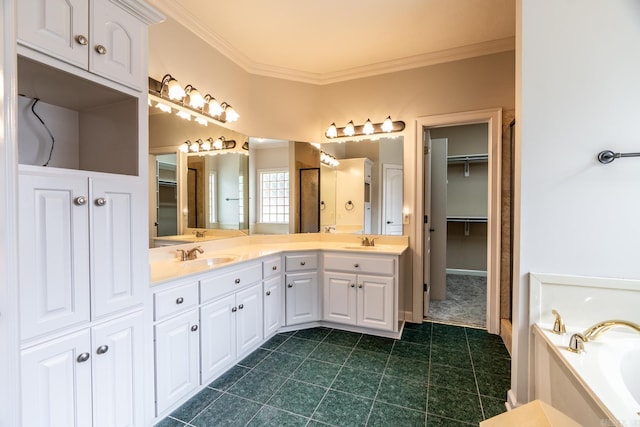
(208, 171), (217, 224)
(259, 170), (289, 224)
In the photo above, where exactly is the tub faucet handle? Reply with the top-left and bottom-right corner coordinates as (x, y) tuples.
(551, 309), (566, 335)
(567, 333), (586, 353)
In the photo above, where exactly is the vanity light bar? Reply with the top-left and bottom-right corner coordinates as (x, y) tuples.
(149, 75), (239, 124)
(325, 116), (405, 139)
(179, 136), (236, 154)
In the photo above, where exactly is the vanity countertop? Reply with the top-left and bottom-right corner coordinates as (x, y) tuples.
(149, 233), (409, 284)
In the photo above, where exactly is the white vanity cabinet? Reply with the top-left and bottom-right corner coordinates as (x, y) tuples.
(323, 253), (396, 332)
(263, 256), (283, 338)
(21, 312), (145, 427)
(284, 253), (320, 326)
(17, 0), (147, 90)
(199, 262), (263, 384)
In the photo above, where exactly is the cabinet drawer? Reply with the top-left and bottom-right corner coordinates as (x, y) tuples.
(263, 257), (282, 278)
(324, 254), (395, 276)
(201, 262), (262, 303)
(285, 253), (318, 272)
(154, 282), (199, 321)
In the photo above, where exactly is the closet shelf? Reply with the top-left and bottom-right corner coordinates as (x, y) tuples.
(447, 216), (487, 223)
(447, 154), (488, 163)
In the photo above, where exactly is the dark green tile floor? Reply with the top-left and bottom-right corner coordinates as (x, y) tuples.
(157, 322), (510, 427)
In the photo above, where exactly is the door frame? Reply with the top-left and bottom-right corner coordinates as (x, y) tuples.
(413, 108), (502, 333)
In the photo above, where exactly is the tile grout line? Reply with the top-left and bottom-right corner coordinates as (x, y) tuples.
(362, 339), (395, 426)
(425, 320), (433, 427)
(465, 326), (487, 421)
(305, 332), (365, 427)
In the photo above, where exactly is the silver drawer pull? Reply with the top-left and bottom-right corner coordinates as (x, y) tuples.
(95, 44), (107, 55)
(231, 307), (237, 312)
(96, 345), (109, 355)
(176, 297), (184, 304)
(234, 278), (241, 284)
(287, 284), (293, 288)
(350, 283), (355, 288)
(75, 35), (88, 46)
(77, 352), (90, 363)
(300, 261), (306, 266)
(191, 324), (198, 332)
(272, 265), (277, 270)
(74, 196), (87, 206)
(354, 263), (359, 268)
(266, 291), (271, 296)
(95, 197), (107, 206)
(238, 304), (244, 310)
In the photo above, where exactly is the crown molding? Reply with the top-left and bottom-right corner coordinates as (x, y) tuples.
(153, 0), (514, 85)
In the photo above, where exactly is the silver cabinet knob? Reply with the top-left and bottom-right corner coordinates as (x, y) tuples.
(231, 307), (237, 312)
(75, 35), (88, 46)
(300, 261), (306, 266)
(190, 325), (198, 332)
(354, 263), (359, 268)
(358, 284), (363, 288)
(74, 196), (87, 206)
(234, 278), (241, 284)
(350, 283), (355, 288)
(96, 345), (109, 355)
(287, 284), (293, 288)
(77, 352), (90, 363)
(272, 266), (277, 271)
(95, 197), (107, 206)
(266, 291), (271, 296)
(176, 297), (184, 304)
(238, 304), (244, 310)
(95, 44), (107, 55)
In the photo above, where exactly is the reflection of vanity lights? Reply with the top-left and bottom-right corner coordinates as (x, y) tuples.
(320, 151), (339, 167)
(179, 136), (237, 154)
(148, 74), (239, 124)
(325, 116), (405, 139)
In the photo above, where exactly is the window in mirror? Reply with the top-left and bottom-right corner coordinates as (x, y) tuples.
(259, 170), (290, 223)
(208, 172), (217, 223)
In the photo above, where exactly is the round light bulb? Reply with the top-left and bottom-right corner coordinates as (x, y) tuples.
(167, 79), (185, 100)
(344, 121), (355, 137)
(326, 123), (338, 138)
(382, 116), (393, 133)
(208, 98), (223, 116)
(363, 118), (374, 135)
(187, 87), (205, 109)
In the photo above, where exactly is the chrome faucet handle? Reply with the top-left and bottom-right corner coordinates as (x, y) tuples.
(567, 333), (586, 353)
(361, 237), (370, 246)
(369, 237), (377, 247)
(551, 309), (566, 335)
(176, 249), (188, 261)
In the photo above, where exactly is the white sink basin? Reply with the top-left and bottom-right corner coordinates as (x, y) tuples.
(182, 256), (237, 268)
(342, 246), (380, 250)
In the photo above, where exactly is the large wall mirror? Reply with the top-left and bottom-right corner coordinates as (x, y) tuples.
(148, 110), (404, 247)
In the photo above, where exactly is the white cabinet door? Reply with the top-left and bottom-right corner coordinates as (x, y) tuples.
(91, 312), (144, 427)
(91, 176), (143, 319)
(357, 275), (394, 331)
(155, 310), (200, 414)
(263, 276), (283, 338)
(285, 271), (319, 326)
(21, 329), (93, 427)
(236, 283), (263, 358)
(200, 294), (236, 385)
(323, 272), (357, 326)
(17, 0), (89, 69)
(90, 0), (145, 90)
(19, 173), (90, 340)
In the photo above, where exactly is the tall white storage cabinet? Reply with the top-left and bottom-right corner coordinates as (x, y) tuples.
(15, 1), (163, 426)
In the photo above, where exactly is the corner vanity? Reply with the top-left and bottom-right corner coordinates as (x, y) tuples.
(149, 234), (408, 420)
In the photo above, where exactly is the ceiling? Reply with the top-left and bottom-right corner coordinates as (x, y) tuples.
(149, 0), (515, 85)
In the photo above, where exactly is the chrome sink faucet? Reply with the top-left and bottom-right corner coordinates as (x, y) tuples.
(568, 320), (640, 353)
(176, 246), (204, 261)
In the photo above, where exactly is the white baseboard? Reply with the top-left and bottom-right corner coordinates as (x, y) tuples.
(446, 268), (487, 277)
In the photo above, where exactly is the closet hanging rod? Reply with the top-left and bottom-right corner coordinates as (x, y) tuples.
(447, 216), (488, 223)
(597, 150), (640, 164)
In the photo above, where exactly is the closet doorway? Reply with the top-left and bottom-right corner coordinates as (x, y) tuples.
(414, 109), (502, 334)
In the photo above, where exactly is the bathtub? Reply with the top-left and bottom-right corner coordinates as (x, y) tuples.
(533, 323), (640, 427)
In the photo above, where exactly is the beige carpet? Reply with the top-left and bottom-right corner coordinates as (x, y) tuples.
(426, 274), (487, 328)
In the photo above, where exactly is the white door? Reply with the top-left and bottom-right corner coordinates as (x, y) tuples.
(90, 0), (145, 90)
(17, 0), (89, 69)
(19, 173), (90, 339)
(285, 272), (319, 325)
(236, 283), (263, 358)
(91, 176), (143, 319)
(200, 295), (236, 384)
(263, 276), (282, 339)
(21, 329), (93, 427)
(91, 312), (144, 427)
(382, 164), (403, 235)
(358, 274), (394, 331)
(429, 138), (448, 301)
(323, 272), (357, 325)
(155, 310), (199, 414)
